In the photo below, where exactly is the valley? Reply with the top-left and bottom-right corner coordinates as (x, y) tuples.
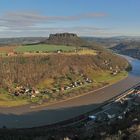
(0, 34), (129, 107)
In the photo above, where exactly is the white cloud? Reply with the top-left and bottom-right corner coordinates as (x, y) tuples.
(0, 11), (109, 37)
(0, 11), (107, 28)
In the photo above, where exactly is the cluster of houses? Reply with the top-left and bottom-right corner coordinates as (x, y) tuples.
(12, 86), (40, 98)
(12, 77), (93, 98)
(88, 85), (140, 124)
(60, 78), (93, 92)
(103, 60), (120, 75)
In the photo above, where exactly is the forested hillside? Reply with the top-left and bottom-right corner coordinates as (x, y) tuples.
(0, 52), (129, 89)
(112, 41), (140, 59)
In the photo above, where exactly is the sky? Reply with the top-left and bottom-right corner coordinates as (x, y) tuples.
(0, 0), (140, 37)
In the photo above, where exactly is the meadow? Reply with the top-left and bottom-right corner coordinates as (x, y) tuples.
(15, 44), (77, 52)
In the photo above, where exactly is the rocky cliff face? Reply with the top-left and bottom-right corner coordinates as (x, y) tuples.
(49, 33), (77, 39)
(44, 33), (87, 46)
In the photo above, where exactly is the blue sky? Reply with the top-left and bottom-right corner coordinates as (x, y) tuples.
(0, 0), (140, 37)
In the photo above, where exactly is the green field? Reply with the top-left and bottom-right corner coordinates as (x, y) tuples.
(16, 44), (77, 53)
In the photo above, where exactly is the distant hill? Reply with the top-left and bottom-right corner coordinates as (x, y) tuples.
(0, 37), (46, 46)
(82, 37), (127, 49)
(43, 33), (108, 51)
(83, 36), (140, 59)
(112, 41), (140, 59)
(44, 33), (87, 47)
(83, 36), (140, 49)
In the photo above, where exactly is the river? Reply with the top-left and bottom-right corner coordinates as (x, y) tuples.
(0, 55), (140, 128)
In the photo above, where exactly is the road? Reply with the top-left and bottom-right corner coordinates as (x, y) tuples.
(0, 55), (140, 128)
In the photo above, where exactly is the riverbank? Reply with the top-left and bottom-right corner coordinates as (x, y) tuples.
(0, 55), (139, 128)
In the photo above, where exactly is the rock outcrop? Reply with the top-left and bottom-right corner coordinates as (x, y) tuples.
(44, 33), (87, 46)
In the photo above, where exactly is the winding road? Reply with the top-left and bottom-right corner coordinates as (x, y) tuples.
(0, 55), (140, 128)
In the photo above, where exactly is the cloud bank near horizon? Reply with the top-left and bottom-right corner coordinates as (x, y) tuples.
(0, 11), (110, 37)
(0, 0), (140, 38)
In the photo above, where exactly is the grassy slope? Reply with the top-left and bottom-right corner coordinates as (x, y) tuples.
(89, 70), (128, 84)
(0, 89), (29, 107)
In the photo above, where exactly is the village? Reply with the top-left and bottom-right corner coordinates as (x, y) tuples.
(86, 84), (140, 129)
(11, 76), (93, 100)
